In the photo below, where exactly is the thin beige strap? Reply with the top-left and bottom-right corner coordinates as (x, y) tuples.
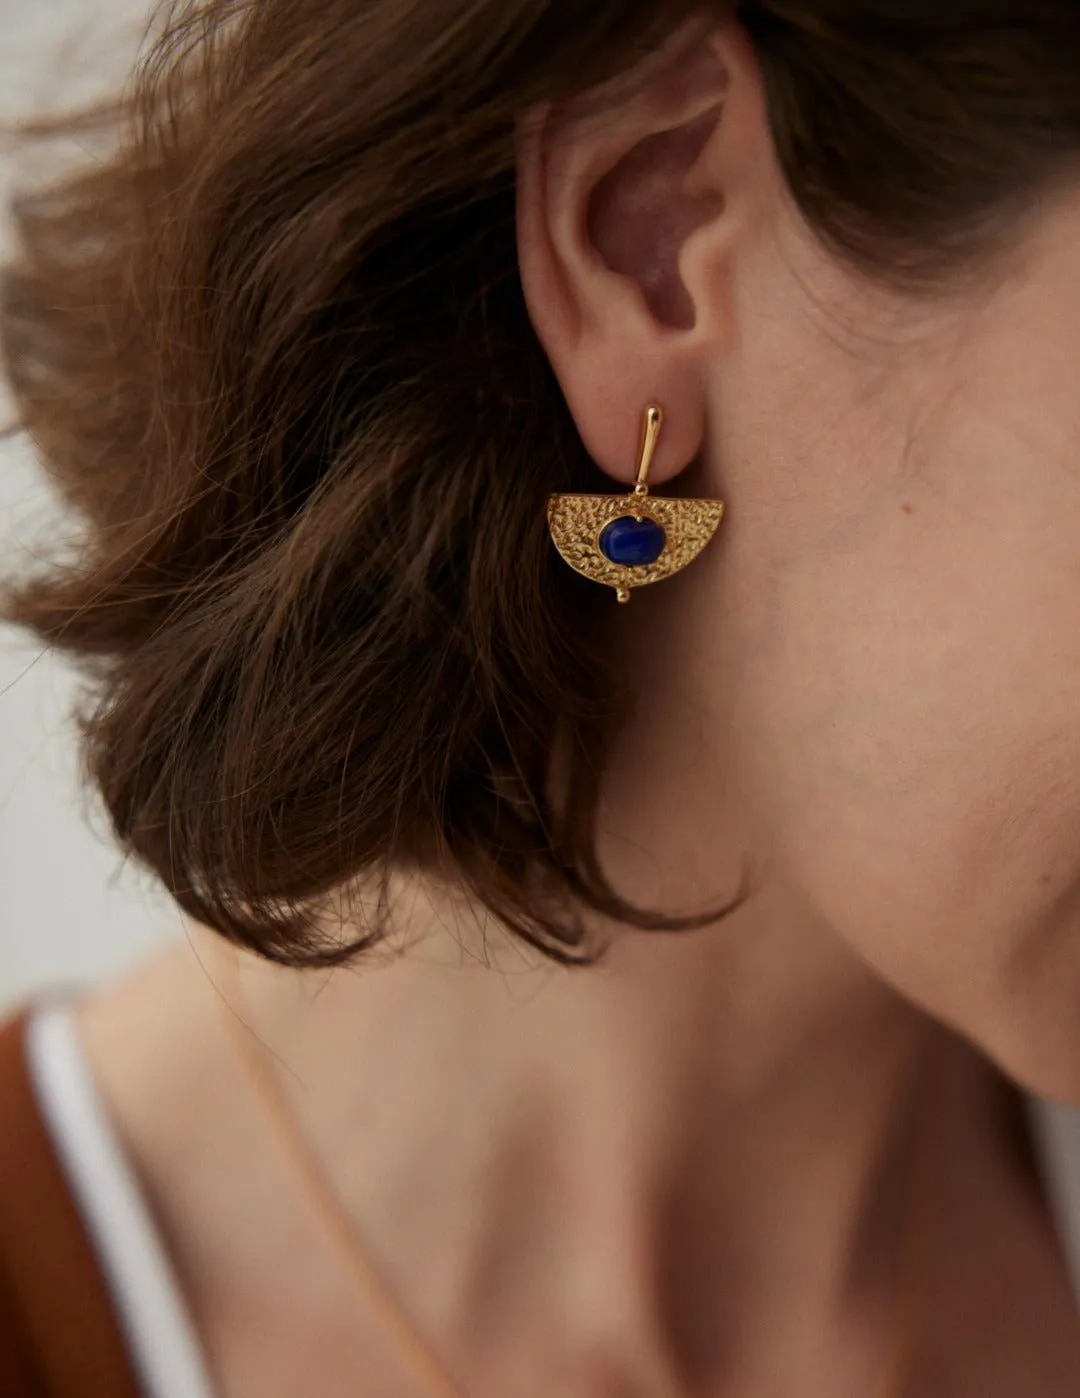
(213, 947), (467, 1398)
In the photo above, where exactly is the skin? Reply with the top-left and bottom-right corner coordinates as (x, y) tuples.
(77, 16), (1080, 1397)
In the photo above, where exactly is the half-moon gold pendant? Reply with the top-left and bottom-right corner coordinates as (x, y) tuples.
(547, 406), (725, 604)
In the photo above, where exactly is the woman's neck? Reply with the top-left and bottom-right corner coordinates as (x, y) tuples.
(189, 877), (960, 1390)
(79, 872), (1053, 1395)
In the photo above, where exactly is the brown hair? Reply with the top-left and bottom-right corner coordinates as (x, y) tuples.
(3, 0), (1080, 967)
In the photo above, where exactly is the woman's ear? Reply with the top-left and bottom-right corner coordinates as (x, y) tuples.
(516, 18), (775, 487)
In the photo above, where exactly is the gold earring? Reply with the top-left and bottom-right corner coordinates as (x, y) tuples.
(547, 405), (725, 603)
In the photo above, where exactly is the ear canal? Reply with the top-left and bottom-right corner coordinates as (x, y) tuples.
(587, 107), (724, 330)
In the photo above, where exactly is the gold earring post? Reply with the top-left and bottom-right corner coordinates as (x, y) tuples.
(634, 405), (664, 496)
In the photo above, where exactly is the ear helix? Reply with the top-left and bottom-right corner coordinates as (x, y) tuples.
(547, 405), (725, 603)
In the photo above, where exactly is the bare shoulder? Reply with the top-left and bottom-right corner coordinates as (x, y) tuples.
(76, 939), (238, 1145)
(74, 939), (403, 1398)
(75, 934), (301, 1294)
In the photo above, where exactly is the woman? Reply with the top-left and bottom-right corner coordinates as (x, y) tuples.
(3, 0), (1080, 1392)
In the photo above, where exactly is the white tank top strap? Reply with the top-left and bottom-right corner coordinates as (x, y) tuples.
(1027, 1093), (1080, 1305)
(26, 1002), (218, 1398)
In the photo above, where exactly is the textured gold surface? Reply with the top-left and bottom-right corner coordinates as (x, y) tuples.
(547, 492), (725, 599)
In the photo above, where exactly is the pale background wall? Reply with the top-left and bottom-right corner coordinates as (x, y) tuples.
(0, 0), (180, 1013)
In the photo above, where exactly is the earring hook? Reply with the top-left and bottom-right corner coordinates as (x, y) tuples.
(634, 405), (664, 496)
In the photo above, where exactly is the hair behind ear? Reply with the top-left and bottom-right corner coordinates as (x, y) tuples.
(6, 0), (1080, 966)
(1, 0), (730, 968)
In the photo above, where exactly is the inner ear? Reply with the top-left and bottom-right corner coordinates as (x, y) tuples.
(586, 108), (724, 331)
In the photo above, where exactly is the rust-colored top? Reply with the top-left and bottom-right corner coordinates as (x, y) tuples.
(0, 1010), (142, 1398)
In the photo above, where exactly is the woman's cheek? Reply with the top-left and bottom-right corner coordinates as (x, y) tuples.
(749, 512), (1080, 1023)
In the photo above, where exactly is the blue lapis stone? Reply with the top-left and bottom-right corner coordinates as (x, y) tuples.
(599, 515), (667, 567)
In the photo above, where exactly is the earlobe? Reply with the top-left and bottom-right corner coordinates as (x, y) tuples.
(516, 19), (766, 489)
